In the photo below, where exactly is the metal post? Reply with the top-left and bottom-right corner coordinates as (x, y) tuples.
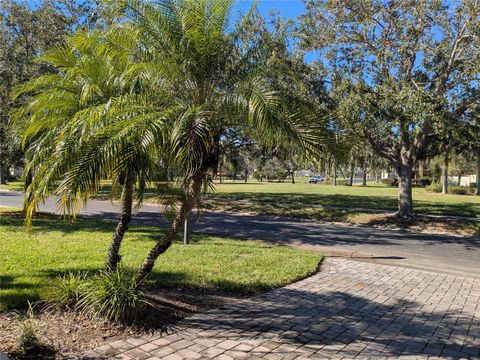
(183, 213), (190, 245)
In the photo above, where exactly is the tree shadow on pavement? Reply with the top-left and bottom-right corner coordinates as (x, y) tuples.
(183, 288), (479, 358)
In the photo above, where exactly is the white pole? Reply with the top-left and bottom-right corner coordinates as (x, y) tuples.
(183, 214), (190, 245)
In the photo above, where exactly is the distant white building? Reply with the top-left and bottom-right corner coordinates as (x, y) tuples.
(448, 174), (476, 187)
(9, 166), (23, 178)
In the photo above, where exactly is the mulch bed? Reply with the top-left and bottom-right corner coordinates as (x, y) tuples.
(0, 289), (242, 359)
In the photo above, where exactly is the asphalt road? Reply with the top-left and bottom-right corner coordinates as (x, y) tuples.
(1, 190), (479, 278)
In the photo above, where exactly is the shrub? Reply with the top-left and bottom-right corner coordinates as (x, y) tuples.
(449, 186), (470, 195)
(381, 178), (398, 186)
(337, 179), (348, 186)
(469, 182), (477, 189)
(426, 183), (442, 193)
(419, 176), (432, 186)
(49, 271), (87, 309)
(253, 170), (263, 181)
(275, 170), (288, 182)
(16, 302), (40, 353)
(77, 268), (151, 323)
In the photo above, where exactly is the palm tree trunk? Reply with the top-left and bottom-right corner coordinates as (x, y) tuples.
(135, 171), (204, 285)
(105, 174), (134, 272)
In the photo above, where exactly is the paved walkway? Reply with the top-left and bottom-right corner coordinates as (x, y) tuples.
(82, 259), (480, 359)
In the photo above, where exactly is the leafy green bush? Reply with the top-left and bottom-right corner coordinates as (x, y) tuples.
(418, 176), (432, 186)
(77, 268), (151, 323)
(449, 186), (470, 195)
(426, 183), (442, 193)
(319, 179), (348, 186)
(381, 178), (398, 186)
(275, 170), (288, 182)
(469, 182), (477, 189)
(16, 302), (40, 352)
(49, 271), (87, 309)
(253, 170), (264, 181)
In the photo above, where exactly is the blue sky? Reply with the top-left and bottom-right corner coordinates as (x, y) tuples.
(237, 0), (305, 19)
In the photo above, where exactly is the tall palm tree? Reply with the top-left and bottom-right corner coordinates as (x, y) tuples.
(130, 0), (316, 284)
(14, 26), (170, 272)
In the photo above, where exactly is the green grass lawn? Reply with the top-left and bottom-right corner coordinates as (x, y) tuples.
(0, 208), (321, 312)
(0, 181), (24, 192)
(4, 177), (479, 217)
(207, 179), (480, 217)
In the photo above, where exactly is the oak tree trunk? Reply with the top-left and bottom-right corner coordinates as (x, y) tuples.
(442, 150), (449, 195)
(398, 162), (414, 217)
(332, 159), (337, 186)
(418, 160), (425, 178)
(135, 171), (204, 285)
(290, 171), (295, 184)
(476, 156), (480, 196)
(0, 166), (7, 184)
(348, 161), (355, 186)
(105, 174), (134, 272)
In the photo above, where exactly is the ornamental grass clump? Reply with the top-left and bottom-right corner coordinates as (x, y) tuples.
(16, 302), (40, 353)
(49, 271), (87, 310)
(77, 268), (151, 324)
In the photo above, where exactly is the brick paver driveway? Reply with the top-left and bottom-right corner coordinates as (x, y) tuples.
(84, 259), (480, 359)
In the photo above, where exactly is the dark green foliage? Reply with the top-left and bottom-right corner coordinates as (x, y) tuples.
(449, 186), (471, 195)
(426, 183), (442, 193)
(49, 269), (151, 324)
(418, 177), (433, 186)
(381, 178), (399, 187)
(427, 183), (473, 195)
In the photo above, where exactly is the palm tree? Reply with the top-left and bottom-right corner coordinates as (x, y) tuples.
(14, 26), (170, 272)
(130, 0), (316, 284)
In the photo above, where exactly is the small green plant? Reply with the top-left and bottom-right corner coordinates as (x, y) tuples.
(49, 271), (87, 309)
(77, 268), (151, 323)
(426, 183), (442, 193)
(16, 302), (40, 353)
(449, 186), (470, 195)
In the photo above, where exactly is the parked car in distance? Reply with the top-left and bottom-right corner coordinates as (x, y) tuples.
(308, 175), (325, 184)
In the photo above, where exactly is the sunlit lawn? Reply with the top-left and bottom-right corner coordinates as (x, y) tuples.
(208, 179), (480, 217)
(0, 208), (321, 311)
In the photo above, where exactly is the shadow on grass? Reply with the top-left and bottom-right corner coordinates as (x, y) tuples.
(208, 192), (479, 217)
(1, 265), (275, 315)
